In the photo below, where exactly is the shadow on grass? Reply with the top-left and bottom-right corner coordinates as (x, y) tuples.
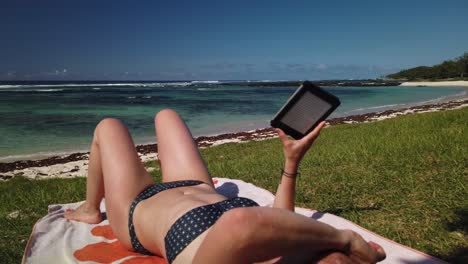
(443, 247), (468, 264)
(446, 208), (467, 233)
(439, 208), (468, 263)
(316, 205), (381, 218)
(310, 205), (380, 220)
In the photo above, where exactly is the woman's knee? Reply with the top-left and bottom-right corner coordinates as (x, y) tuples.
(154, 108), (180, 125)
(93, 118), (126, 143)
(216, 208), (264, 247)
(194, 208), (264, 263)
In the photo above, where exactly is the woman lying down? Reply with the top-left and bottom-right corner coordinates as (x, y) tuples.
(65, 109), (386, 263)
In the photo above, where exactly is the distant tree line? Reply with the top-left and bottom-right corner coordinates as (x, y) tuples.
(387, 52), (468, 80)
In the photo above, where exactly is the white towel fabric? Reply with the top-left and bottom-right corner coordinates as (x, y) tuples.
(23, 178), (446, 264)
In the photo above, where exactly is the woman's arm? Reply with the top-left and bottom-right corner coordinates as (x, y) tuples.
(273, 121), (326, 211)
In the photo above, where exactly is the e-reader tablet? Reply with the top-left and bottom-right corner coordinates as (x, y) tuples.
(270, 81), (340, 139)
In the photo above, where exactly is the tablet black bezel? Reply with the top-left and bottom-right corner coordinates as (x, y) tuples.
(270, 81), (341, 139)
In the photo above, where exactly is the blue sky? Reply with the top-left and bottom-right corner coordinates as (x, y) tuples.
(1, 0), (467, 80)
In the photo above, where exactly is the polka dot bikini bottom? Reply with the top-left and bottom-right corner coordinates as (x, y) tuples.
(165, 195), (258, 263)
(128, 180), (259, 263)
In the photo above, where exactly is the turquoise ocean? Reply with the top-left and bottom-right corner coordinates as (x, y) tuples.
(0, 81), (466, 162)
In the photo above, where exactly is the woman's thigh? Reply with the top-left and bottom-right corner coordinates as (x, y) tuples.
(154, 109), (214, 187)
(95, 118), (154, 239)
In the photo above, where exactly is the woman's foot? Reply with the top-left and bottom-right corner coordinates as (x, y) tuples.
(64, 202), (102, 224)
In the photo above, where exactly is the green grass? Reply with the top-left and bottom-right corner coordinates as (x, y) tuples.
(1, 107), (467, 262)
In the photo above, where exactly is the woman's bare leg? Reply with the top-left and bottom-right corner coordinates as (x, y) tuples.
(154, 109), (214, 187)
(64, 136), (105, 224)
(65, 118), (154, 244)
(194, 207), (385, 263)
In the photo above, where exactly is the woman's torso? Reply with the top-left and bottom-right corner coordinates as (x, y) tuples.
(132, 183), (228, 263)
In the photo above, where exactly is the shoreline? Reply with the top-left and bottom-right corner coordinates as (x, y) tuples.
(1, 98), (467, 180)
(400, 80), (468, 87)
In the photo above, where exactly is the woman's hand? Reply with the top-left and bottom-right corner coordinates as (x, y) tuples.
(314, 230), (386, 264)
(342, 230), (386, 263)
(275, 121), (326, 167)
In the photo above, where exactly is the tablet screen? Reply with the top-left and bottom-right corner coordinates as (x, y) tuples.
(280, 91), (332, 134)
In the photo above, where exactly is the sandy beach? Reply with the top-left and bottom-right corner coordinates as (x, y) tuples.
(400, 80), (468, 87)
(0, 98), (467, 181)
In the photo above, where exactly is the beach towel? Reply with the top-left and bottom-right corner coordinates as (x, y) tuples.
(23, 178), (446, 264)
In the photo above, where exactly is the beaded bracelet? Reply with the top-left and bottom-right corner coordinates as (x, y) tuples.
(281, 169), (300, 178)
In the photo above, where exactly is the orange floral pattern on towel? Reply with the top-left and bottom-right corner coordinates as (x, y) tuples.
(74, 225), (167, 264)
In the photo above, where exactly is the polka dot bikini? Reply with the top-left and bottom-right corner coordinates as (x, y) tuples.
(165, 196), (258, 263)
(129, 180), (205, 255)
(128, 180), (259, 263)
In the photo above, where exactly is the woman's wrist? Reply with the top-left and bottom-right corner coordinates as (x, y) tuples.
(284, 159), (299, 173)
(337, 229), (353, 254)
(281, 169), (300, 179)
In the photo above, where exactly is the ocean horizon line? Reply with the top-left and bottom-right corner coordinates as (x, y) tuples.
(0, 79), (403, 89)
(0, 78), (396, 84)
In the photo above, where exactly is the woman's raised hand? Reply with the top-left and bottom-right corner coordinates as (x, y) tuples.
(275, 121), (326, 166)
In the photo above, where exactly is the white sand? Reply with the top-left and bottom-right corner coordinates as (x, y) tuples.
(1, 136), (272, 180)
(210, 138), (242, 146)
(4, 159), (90, 180)
(400, 81), (468, 87)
